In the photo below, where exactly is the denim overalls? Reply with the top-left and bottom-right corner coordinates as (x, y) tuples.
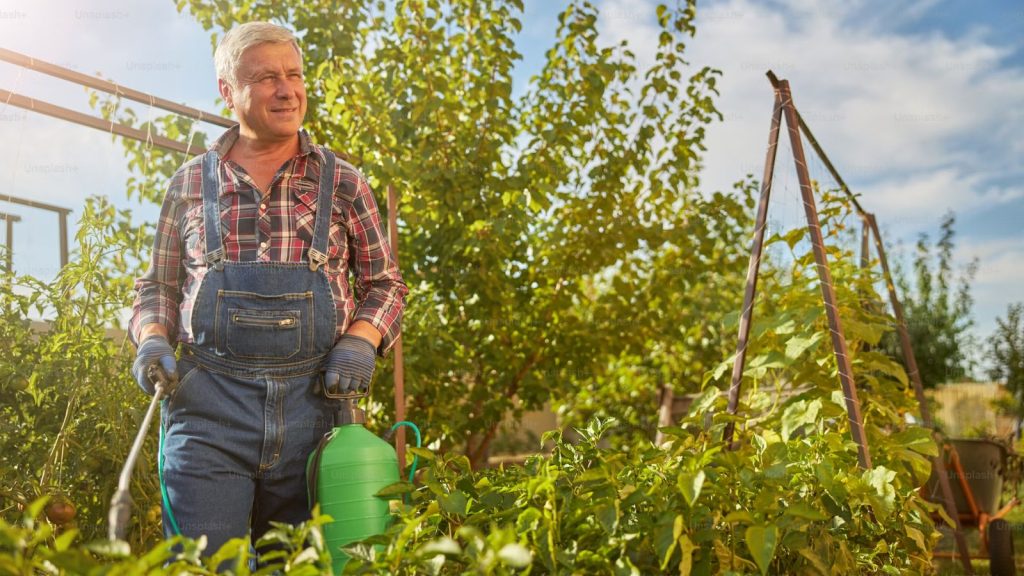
(160, 148), (338, 554)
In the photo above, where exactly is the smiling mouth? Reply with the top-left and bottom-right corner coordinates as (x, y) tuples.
(271, 107), (297, 113)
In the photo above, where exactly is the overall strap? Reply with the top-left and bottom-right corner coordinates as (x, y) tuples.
(307, 148), (336, 271)
(201, 151), (226, 271)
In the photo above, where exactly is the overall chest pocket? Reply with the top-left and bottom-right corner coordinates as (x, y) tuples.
(215, 290), (314, 360)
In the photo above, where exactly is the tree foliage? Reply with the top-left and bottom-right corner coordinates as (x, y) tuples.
(885, 212), (977, 387)
(989, 302), (1024, 420)
(139, 0), (745, 467)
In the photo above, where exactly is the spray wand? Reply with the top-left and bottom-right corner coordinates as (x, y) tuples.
(108, 365), (177, 543)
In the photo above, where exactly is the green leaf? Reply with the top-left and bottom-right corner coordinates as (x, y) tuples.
(724, 510), (754, 523)
(84, 538), (132, 558)
(375, 481), (415, 498)
(498, 543), (532, 567)
(705, 354), (736, 385)
(783, 227), (807, 250)
(677, 470), (705, 507)
(905, 525), (927, 552)
(783, 502), (827, 521)
(659, 514), (685, 570)
(888, 427), (938, 457)
(745, 351), (789, 372)
(420, 536), (462, 556)
(596, 502), (619, 534)
(26, 496), (50, 521)
(688, 386), (720, 417)
(798, 548), (830, 575)
(439, 489), (469, 516)
(407, 446), (436, 461)
(745, 524), (779, 576)
(516, 508), (542, 533)
(678, 533), (696, 576)
(781, 399), (821, 441)
(784, 332), (824, 362)
(54, 528), (79, 552)
(863, 466), (898, 521)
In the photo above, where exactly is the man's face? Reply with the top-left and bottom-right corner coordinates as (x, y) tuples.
(219, 41), (306, 143)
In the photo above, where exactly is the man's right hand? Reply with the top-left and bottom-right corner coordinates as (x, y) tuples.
(132, 335), (177, 396)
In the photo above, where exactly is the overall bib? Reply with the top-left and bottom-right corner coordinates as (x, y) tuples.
(160, 149), (338, 554)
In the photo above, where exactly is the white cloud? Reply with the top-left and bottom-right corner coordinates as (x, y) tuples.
(857, 169), (1023, 228)
(596, 0), (1024, 369)
(595, 0), (1024, 211)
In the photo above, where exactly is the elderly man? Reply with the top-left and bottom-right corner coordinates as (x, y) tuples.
(128, 21), (407, 555)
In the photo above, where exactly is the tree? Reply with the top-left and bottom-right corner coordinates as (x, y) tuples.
(989, 303), (1024, 420)
(886, 212), (977, 387)
(102, 0), (751, 468)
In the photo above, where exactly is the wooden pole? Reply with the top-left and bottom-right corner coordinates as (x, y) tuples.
(866, 213), (973, 574)
(723, 85), (784, 446)
(778, 79), (872, 469)
(386, 183), (407, 472)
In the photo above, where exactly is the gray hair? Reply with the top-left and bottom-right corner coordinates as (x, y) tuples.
(214, 22), (301, 85)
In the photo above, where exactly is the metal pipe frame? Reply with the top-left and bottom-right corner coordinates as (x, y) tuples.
(0, 212), (20, 273)
(2, 89), (203, 156)
(2, 186), (76, 270)
(0, 46), (233, 268)
(0, 47), (232, 128)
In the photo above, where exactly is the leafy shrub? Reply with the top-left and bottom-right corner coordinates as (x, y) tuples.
(0, 496), (333, 575)
(1, 408), (939, 575)
(345, 411), (938, 575)
(0, 197), (162, 549)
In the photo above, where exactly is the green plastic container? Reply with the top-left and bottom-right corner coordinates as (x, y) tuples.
(308, 420), (398, 574)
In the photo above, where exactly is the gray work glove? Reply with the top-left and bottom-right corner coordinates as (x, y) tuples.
(132, 336), (177, 396)
(325, 334), (377, 394)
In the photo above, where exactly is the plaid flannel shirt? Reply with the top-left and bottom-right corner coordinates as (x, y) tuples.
(128, 126), (408, 357)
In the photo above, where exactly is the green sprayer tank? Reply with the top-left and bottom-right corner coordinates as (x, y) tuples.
(307, 399), (398, 574)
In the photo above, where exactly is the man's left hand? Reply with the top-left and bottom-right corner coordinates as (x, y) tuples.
(325, 334), (377, 394)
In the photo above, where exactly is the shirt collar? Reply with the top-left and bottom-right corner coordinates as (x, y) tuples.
(209, 124), (315, 158)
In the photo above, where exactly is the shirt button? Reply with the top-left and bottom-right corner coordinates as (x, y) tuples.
(260, 203), (267, 211)
(260, 241), (269, 250)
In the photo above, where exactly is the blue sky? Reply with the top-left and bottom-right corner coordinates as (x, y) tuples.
(0, 0), (1020, 375)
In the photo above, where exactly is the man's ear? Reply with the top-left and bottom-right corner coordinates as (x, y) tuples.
(218, 78), (234, 110)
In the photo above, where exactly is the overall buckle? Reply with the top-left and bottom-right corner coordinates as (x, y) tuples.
(204, 247), (225, 271)
(307, 248), (328, 272)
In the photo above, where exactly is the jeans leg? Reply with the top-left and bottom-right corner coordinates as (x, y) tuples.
(251, 372), (332, 544)
(161, 362), (263, 558)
